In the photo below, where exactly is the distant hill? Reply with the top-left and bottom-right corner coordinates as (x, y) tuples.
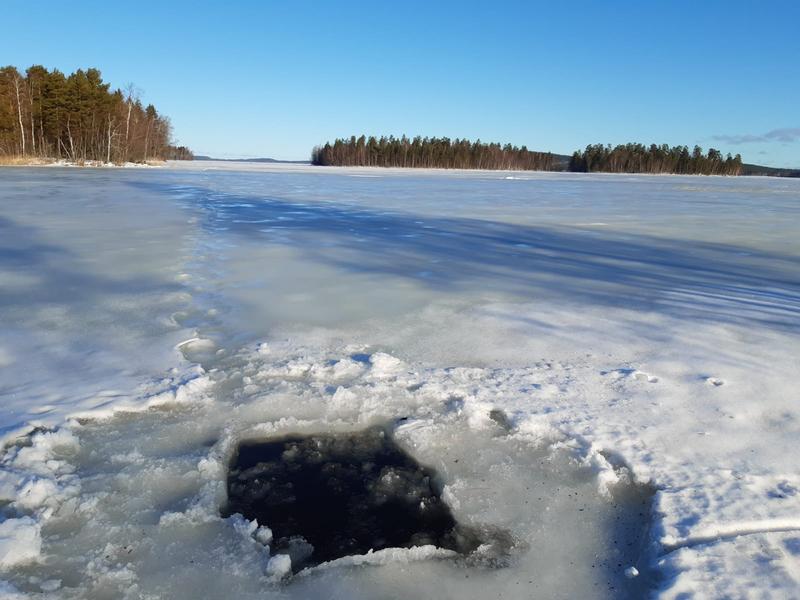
(193, 155), (309, 164)
(740, 163), (800, 177)
(550, 154), (572, 171)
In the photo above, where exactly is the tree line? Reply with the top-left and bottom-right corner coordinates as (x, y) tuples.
(312, 135), (746, 175)
(312, 135), (555, 170)
(0, 65), (191, 163)
(569, 143), (742, 175)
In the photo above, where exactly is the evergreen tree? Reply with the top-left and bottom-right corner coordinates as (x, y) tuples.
(311, 135), (554, 171)
(567, 143), (742, 175)
(0, 64), (190, 162)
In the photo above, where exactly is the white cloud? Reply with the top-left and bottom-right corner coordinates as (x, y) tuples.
(713, 128), (800, 145)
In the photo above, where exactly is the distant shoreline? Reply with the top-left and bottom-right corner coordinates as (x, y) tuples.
(311, 136), (800, 177)
(161, 160), (800, 180)
(193, 155), (309, 165)
(3, 156), (798, 178)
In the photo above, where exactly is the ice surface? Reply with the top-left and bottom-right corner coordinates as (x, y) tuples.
(1, 163), (799, 597)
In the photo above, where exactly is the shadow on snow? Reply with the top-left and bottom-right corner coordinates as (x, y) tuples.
(131, 181), (800, 333)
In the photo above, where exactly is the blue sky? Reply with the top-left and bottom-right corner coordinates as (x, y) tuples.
(2, 0), (798, 166)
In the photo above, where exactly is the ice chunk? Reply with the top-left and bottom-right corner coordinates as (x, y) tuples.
(369, 353), (405, 378)
(0, 517), (41, 568)
(266, 554), (292, 579)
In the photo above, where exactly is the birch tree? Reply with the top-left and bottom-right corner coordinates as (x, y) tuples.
(0, 65), (182, 163)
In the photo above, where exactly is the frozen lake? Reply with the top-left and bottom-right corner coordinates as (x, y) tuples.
(1, 163), (799, 598)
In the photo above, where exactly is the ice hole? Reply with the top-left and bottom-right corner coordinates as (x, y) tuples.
(4, 406), (656, 599)
(223, 427), (494, 571)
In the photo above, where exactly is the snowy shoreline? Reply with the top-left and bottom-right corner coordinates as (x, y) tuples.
(0, 158), (165, 169)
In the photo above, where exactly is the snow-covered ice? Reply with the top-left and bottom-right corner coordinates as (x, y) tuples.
(0, 163), (799, 598)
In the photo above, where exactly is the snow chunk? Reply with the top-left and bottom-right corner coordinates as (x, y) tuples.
(197, 456), (223, 480)
(14, 477), (61, 512)
(255, 525), (273, 546)
(313, 544), (456, 570)
(0, 472), (19, 503)
(177, 337), (217, 361)
(329, 386), (359, 412)
(230, 513), (258, 540)
(0, 517), (41, 568)
(369, 352), (405, 378)
(12, 429), (79, 474)
(266, 554), (292, 579)
(309, 358), (365, 381)
(174, 374), (212, 405)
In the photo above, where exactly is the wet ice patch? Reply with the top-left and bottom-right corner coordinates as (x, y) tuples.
(0, 346), (14, 368)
